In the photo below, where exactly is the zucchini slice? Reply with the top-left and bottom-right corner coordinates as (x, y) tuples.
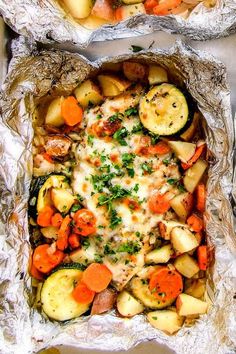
(130, 277), (174, 309)
(139, 84), (189, 136)
(41, 268), (90, 321)
(37, 175), (69, 213)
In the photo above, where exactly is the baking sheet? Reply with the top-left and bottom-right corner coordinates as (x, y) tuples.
(0, 20), (235, 354)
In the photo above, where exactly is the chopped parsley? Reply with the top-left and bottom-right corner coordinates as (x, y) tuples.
(131, 122), (144, 134)
(122, 153), (135, 178)
(80, 238), (90, 250)
(94, 254), (103, 263)
(141, 162), (154, 174)
(130, 45), (144, 53)
(104, 243), (116, 255)
(70, 203), (82, 213)
(167, 178), (186, 192)
(109, 208), (122, 229)
(113, 127), (129, 146)
(87, 135), (94, 146)
(117, 241), (141, 255)
(163, 159), (170, 166)
(167, 178), (178, 185)
(133, 183), (139, 192)
(125, 107), (138, 117)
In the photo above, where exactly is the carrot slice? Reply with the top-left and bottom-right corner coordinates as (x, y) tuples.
(181, 144), (205, 170)
(153, 0), (181, 15)
(61, 96), (83, 127)
(197, 245), (208, 270)
(33, 244), (64, 273)
(148, 141), (171, 155)
(149, 267), (183, 301)
(82, 263), (112, 293)
(29, 259), (44, 280)
(73, 209), (96, 236)
(72, 281), (95, 304)
(37, 206), (54, 227)
(51, 213), (63, 228)
(148, 192), (171, 214)
(145, 0), (158, 12)
(196, 184), (206, 212)
(68, 233), (80, 249)
(56, 215), (71, 251)
(187, 214), (204, 232)
(115, 7), (123, 21)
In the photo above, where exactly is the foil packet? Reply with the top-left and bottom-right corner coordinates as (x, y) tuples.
(0, 1), (236, 47)
(0, 39), (236, 354)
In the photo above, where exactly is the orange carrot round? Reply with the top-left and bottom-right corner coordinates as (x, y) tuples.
(149, 267), (183, 301)
(42, 152), (54, 164)
(56, 215), (71, 251)
(73, 209), (96, 236)
(82, 263), (112, 293)
(72, 281), (95, 304)
(197, 245), (208, 270)
(148, 141), (171, 155)
(145, 0), (158, 12)
(51, 213), (63, 228)
(181, 144), (205, 170)
(68, 233), (80, 249)
(61, 96), (83, 127)
(37, 206), (54, 227)
(29, 260), (44, 280)
(33, 244), (64, 273)
(153, 0), (181, 15)
(187, 214), (204, 232)
(148, 192), (171, 214)
(196, 184), (206, 212)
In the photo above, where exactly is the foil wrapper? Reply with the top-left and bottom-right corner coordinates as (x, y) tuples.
(0, 39), (236, 354)
(0, 1), (236, 47)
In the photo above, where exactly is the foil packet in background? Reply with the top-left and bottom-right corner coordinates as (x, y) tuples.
(0, 1), (236, 47)
(0, 39), (236, 354)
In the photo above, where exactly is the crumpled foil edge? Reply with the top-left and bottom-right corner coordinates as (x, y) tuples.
(0, 0), (236, 47)
(0, 38), (236, 354)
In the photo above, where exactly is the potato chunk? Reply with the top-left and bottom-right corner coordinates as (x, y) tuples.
(148, 65), (168, 85)
(74, 80), (103, 108)
(45, 97), (65, 127)
(98, 74), (131, 97)
(174, 254), (199, 278)
(145, 244), (173, 264)
(176, 293), (208, 316)
(117, 291), (144, 317)
(147, 309), (184, 334)
(184, 159), (207, 193)
(171, 227), (199, 253)
(64, 0), (93, 19)
(170, 192), (193, 221)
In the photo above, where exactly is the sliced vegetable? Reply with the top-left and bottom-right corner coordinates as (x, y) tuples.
(73, 209), (96, 236)
(91, 288), (116, 315)
(82, 263), (112, 292)
(147, 309), (184, 334)
(41, 268), (90, 321)
(148, 192), (171, 214)
(171, 227), (199, 253)
(61, 96), (83, 127)
(74, 79), (103, 108)
(117, 291), (144, 317)
(158, 220), (186, 240)
(174, 254), (199, 278)
(37, 175), (69, 213)
(197, 245), (208, 270)
(30, 262), (44, 281)
(176, 293), (208, 316)
(139, 84), (189, 136)
(51, 188), (75, 213)
(185, 278), (206, 299)
(148, 65), (168, 85)
(123, 61), (146, 81)
(145, 244), (173, 264)
(45, 135), (72, 158)
(68, 233), (80, 249)
(63, 0), (94, 19)
(91, 0), (114, 21)
(196, 183), (206, 212)
(115, 3), (146, 21)
(187, 214), (203, 232)
(170, 192), (193, 221)
(149, 267), (183, 302)
(45, 97), (65, 127)
(37, 205), (54, 227)
(98, 74), (131, 97)
(130, 277), (174, 309)
(153, 0), (181, 15)
(41, 226), (59, 239)
(51, 213), (63, 228)
(181, 143), (205, 170)
(180, 112), (199, 141)
(72, 281), (95, 304)
(183, 159), (207, 193)
(168, 141), (196, 163)
(56, 215), (71, 251)
(33, 244), (64, 273)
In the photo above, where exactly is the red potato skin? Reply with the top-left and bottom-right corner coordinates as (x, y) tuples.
(158, 221), (169, 240)
(91, 288), (116, 315)
(92, 0), (114, 21)
(176, 295), (182, 312)
(182, 193), (194, 218)
(123, 62), (147, 81)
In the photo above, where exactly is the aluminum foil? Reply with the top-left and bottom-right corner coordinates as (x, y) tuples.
(0, 1), (236, 47)
(0, 39), (236, 354)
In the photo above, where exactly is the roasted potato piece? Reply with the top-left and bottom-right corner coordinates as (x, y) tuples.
(117, 291), (144, 317)
(147, 309), (184, 334)
(176, 293), (208, 316)
(145, 244), (173, 264)
(123, 62), (146, 81)
(184, 159), (207, 193)
(45, 135), (72, 158)
(45, 97), (65, 127)
(98, 74), (131, 97)
(171, 227), (199, 253)
(174, 254), (199, 278)
(74, 80), (103, 108)
(63, 0), (93, 19)
(116, 4), (146, 21)
(91, 289), (116, 315)
(168, 141), (196, 163)
(148, 65), (168, 85)
(51, 188), (75, 213)
(158, 220), (186, 240)
(180, 112), (200, 141)
(170, 192), (193, 221)
(185, 278), (206, 299)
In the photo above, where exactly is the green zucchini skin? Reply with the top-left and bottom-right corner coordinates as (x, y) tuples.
(28, 175), (50, 219)
(40, 268), (90, 321)
(139, 84), (193, 136)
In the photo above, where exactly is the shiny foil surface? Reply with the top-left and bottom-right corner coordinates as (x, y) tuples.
(0, 39), (236, 354)
(0, 1), (236, 47)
